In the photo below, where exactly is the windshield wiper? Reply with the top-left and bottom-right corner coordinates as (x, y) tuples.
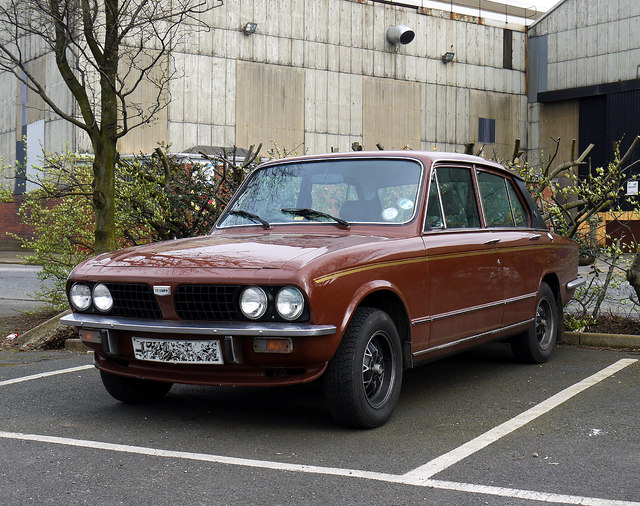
(229, 209), (271, 229)
(281, 208), (350, 229)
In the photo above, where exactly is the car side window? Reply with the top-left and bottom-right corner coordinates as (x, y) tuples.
(427, 167), (481, 229)
(506, 181), (529, 227)
(477, 171), (516, 227)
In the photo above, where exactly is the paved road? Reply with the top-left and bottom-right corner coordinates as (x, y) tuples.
(0, 344), (638, 505)
(570, 261), (639, 319)
(0, 264), (52, 317)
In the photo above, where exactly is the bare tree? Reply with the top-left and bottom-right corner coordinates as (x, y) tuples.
(0, 0), (223, 252)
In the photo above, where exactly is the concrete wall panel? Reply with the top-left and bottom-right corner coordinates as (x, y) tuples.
(608, 0), (620, 22)
(362, 77), (420, 150)
(422, 83), (436, 147)
(235, 61), (304, 153)
(0, 131), (15, 187)
(0, 72), (17, 139)
(326, 71), (340, 134)
(350, 74), (363, 137)
(117, 50), (170, 153)
(539, 100), (579, 165)
(313, 70), (328, 133)
(455, 88), (470, 144)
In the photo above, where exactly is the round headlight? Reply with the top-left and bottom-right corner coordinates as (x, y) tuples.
(70, 283), (92, 311)
(239, 286), (268, 320)
(92, 283), (114, 313)
(276, 287), (304, 321)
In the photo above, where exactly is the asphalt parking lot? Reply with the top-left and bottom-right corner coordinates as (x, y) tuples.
(0, 344), (639, 505)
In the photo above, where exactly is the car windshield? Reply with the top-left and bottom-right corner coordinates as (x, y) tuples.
(218, 158), (423, 228)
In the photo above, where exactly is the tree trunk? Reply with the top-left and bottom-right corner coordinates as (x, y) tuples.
(626, 251), (640, 302)
(91, 136), (117, 254)
(92, 1), (119, 255)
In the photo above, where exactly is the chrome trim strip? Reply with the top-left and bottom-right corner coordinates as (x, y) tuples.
(503, 292), (538, 304)
(60, 313), (336, 337)
(412, 318), (535, 357)
(472, 164), (486, 228)
(411, 292), (537, 325)
(567, 278), (586, 290)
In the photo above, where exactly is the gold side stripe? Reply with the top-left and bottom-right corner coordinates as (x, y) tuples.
(313, 257), (426, 284)
(313, 243), (571, 285)
(428, 243), (570, 263)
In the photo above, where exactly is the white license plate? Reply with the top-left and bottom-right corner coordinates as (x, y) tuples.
(132, 337), (224, 364)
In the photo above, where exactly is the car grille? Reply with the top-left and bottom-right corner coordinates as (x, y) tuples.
(174, 285), (240, 321)
(106, 283), (162, 319)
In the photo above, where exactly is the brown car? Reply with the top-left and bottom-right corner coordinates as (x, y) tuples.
(62, 151), (583, 428)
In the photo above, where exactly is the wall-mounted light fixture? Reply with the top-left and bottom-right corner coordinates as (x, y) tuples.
(242, 22), (258, 35)
(441, 47), (455, 63)
(386, 24), (415, 45)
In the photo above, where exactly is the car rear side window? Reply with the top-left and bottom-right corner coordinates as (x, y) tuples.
(506, 181), (529, 227)
(477, 172), (515, 227)
(427, 167), (481, 230)
(477, 171), (529, 228)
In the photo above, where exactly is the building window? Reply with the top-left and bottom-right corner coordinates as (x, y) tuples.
(503, 29), (513, 70)
(478, 118), (496, 144)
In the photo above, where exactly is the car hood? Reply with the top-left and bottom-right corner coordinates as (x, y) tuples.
(83, 233), (390, 270)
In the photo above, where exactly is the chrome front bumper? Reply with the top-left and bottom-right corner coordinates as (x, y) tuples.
(60, 313), (337, 337)
(567, 277), (586, 290)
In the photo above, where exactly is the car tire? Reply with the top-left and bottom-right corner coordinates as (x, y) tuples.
(511, 282), (558, 364)
(100, 371), (173, 404)
(324, 307), (403, 429)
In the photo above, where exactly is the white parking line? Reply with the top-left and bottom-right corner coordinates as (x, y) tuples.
(0, 358), (637, 505)
(0, 365), (94, 387)
(0, 430), (637, 505)
(404, 358), (638, 481)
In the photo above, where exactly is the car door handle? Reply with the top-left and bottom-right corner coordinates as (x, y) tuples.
(484, 238), (501, 245)
(529, 234), (542, 240)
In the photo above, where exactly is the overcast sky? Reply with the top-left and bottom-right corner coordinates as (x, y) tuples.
(523, 0), (560, 10)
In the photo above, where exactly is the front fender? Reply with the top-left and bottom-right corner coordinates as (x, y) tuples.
(336, 280), (408, 336)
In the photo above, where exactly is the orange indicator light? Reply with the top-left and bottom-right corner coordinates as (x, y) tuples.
(253, 337), (293, 354)
(79, 329), (102, 343)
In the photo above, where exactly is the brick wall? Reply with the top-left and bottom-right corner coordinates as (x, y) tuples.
(0, 197), (34, 242)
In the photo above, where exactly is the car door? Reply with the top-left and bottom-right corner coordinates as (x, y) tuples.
(420, 165), (503, 351)
(475, 169), (543, 328)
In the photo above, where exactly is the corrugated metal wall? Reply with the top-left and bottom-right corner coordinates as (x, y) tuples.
(608, 90), (640, 167)
(579, 89), (640, 210)
(578, 95), (606, 178)
(526, 35), (547, 103)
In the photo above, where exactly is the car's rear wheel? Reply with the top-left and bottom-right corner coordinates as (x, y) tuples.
(511, 282), (558, 363)
(324, 307), (403, 428)
(100, 371), (173, 404)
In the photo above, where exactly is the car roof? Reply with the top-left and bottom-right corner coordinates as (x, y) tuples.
(261, 151), (522, 180)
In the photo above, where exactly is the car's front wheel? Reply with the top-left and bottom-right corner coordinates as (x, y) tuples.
(511, 282), (558, 363)
(324, 307), (403, 428)
(100, 371), (173, 404)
